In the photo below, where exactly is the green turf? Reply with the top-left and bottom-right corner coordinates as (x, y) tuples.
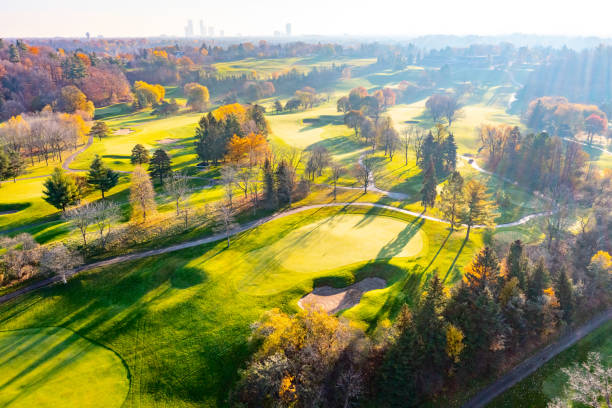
(0, 327), (129, 408)
(490, 320), (612, 407)
(0, 206), (482, 407)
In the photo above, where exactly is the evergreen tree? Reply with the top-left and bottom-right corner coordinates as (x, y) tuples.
(420, 158), (437, 210)
(442, 133), (457, 172)
(130, 144), (150, 165)
(527, 260), (550, 302)
(465, 246), (502, 292)
(8, 44), (20, 63)
(89, 121), (110, 141)
(414, 274), (448, 372)
(556, 269), (573, 322)
(43, 168), (80, 212)
(420, 132), (436, 169)
(462, 180), (495, 239)
(275, 160), (293, 206)
(506, 240), (528, 290)
(149, 149), (172, 184)
(250, 104), (268, 135)
(87, 155), (119, 199)
(263, 158), (276, 208)
(439, 170), (464, 229)
(5, 149), (24, 182)
(0, 150), (9, 182)
(274, 100), (283, 113)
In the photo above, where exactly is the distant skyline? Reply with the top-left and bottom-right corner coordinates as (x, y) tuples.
(2, 0), (612, 38)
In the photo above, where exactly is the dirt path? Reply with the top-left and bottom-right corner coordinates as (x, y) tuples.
(463, 308), (612, 408)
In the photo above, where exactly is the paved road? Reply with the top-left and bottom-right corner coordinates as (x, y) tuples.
(463, 308), (612, 408)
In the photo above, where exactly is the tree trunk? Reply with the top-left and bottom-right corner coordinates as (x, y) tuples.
(466, 224), (471, 240)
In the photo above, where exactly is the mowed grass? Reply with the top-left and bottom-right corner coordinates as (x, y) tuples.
(213, 56), (376, 78)
(71, 110), (203, 173)
(0, 327), (129, 408)
(490, 320), (612, 408)
(0, 206), (482, 407)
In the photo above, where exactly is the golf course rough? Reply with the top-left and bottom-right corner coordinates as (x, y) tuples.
(0, 327), (129, 408)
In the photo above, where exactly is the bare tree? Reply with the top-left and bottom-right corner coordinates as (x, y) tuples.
(65, 202), (96, 247)
(236, 167), (253, 199)
(330, 162), (346, 200)
(214, 200), (238, 248)
(412, 127), (425, 164)
(221, 166), (236, 208)
(91, 200), (119, 250)
(164, 171), (190, 216)
(549, 352), (611, 408)
(355, 156), (376, 193)
(40, 243), (83, 283)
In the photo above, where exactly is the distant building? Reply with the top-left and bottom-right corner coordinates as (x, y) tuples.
(208, 27), (215, 37)
(219, 30), (224, 37)
(274, 30), (282, 37)
(86, 32), (90, 40)
(199, 20), (205, 37)
(185, 20), (194, 37)
(286, 23), (292, 36)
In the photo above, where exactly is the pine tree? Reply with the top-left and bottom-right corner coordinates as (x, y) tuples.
(465, 246), (501, 292)
(131, 144), (150, 165)
(90, 121), (110, 141)
(462, 180), (494, 239)
(439, 170), (464, 229)
(274, 100), (283, 113)
(414, 274), (448, 370)
(419, 132), (436, 169)
(0, 149), (9, 182)
(149, 149), (172, 184)
(506, 240), (527, 290)
(263, 158), (276, 208)
(250, 104), (268, 135)
(275, 160), (294, 206)
(527, 260), (550, 302)
(43, 168), (80, 212)
(420, 158), (437, 210)
(556, 269), (573, 322)
(87, 155), (119, 199)
(5, 149), (24, 182)
(442, 133), (457, 172)
(8, 44), (20, 63)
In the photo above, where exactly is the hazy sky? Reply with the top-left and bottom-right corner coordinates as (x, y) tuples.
(2, 0), (612, 38)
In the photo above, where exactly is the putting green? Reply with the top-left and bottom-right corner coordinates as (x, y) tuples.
(0, 327), (129, 408)
(250, 214), (425, 273)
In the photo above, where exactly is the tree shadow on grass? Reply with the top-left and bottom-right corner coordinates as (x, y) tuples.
(306, 135), (363, 157)
(376, 218), (425, 259)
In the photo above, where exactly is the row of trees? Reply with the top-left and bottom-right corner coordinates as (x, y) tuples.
(0, 111), (89, 168)
(478, 124), (592, 194)
(232, 244), (611, 407)
(524, 96), (609, 142)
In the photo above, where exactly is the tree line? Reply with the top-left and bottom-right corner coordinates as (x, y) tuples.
(231, 242), (611, 407)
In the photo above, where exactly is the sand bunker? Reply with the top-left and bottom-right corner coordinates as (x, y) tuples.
(158, 138), (180, 144)
(298, 277), (386, 313)
(113, 128), (133, 135)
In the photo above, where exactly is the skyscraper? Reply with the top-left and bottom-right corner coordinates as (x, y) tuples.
(199, 20), (205, 37)
(208, 27), (215, 37)
(286, 23), (292, 36)
(185, 20), (194, 37)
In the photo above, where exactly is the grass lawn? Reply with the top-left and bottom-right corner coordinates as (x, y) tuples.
(0, 327), (129, 408)
(213, 56), (376, 79)
(490, 320), (612, 407)
(0, 206), (482, 407)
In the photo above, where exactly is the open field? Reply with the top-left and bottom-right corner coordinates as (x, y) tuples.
(0, 327), (129, 408)
(490, 320), (612, 407)
(0, 206), (482, 407)
(213, 56), (376, 78)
